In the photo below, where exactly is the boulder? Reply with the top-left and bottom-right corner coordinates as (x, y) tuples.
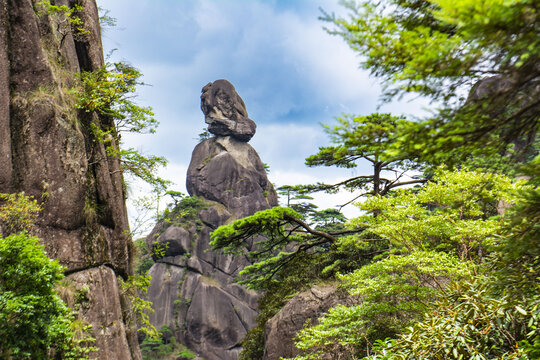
(183, 275), (257, 359)
(201, 79), (256, 142)
(263, 284), (360, 360)
(187, 136), (278, 218)
(468, 75), (515, 102)
(63, 266), (133, 360)
(151, 226), (192, 260)
(146, 263), (187, 329)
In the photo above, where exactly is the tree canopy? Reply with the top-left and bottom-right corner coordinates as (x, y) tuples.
(210, 1), (540, 359)
(304, 113), (425, 206)
(322, 0), (539, 165)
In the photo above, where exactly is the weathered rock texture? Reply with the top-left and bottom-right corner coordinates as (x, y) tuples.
(0, 1), (140, 358)
(145, 81), (278, 360)
(263, 284), (360, 360)
(201, 79), (257, 142)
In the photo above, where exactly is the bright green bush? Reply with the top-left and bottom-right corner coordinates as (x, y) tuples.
(0, 232), (94, 359)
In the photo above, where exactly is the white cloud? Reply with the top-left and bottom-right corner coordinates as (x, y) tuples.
(96, 0), (432, 232)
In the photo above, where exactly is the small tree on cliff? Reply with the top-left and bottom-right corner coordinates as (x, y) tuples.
(77, 61), (169, 193)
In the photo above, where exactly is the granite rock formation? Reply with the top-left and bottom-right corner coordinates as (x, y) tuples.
(0, 1), (140, 358)
(145, 80), (278, 360)
(201, 79), (256, 142)
(263, 284), (361, 360)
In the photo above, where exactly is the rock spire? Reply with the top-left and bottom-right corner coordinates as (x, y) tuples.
(145, 80), (277, 359)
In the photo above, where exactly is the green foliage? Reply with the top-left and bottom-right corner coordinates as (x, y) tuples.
(153, 195), (207, 249)
(300, 5), (540, 355)
(311, 208), (347, 230)
(277, 185), (318, 216)
(350, 167), (521, 260)
(97, 6), (117, 30)
(152, 241), (170, 261)
(133, 238), (155, 275)
(35, 0), (88, 39)
(136, 256), (155, 276)
(77, 63), (157, 134)
(289, 251), (470, 359)
(0, 192), (42, 236)
(158, 324), (173, 344)
(177, 350), (196, 359)
(213, 207), (381, 358)
(140, 336), (172, 360)
(288, 168), (518, 358)
(119, 274), (160, 341)
(196, 127), (212, 142)
(119, 147), (169, 193)
(239, 251), (333, 360)
(177, 347), (197, 359)
(160, 195), (207, 224)
(366, 278), (538, 360)
(0, 232), (94, 359)
(140, 325), (197, 360)
(494, 156), (540, 298)
(164, 190), (187, 208)
(366, 177), (540, 359)
(211, 207), (304, 253)
(302, 162), (540, 360)
(76, 62), (169, 193)
(323, 0), (540, 165)
(304, 113), (425, 200)
(307, 113), (408, 169)
(211, 206), (328, 289)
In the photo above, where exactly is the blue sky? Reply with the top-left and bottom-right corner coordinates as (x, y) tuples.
(96, 0), (427, 221)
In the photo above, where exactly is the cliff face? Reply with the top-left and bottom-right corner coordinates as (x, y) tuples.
(0, 1), (140, 358)
(145, 79), (278, 360)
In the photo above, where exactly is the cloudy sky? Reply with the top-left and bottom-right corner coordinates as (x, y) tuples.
(96, 0), (427, 223)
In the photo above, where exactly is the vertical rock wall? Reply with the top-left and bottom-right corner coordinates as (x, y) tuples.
(145, 80), (278, 360)
(0, 1), (140, 358)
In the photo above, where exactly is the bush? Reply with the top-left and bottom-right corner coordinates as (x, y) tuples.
(0, 232), (93, 359)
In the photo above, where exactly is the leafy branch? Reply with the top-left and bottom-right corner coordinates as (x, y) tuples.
(76, 62), (169, 193)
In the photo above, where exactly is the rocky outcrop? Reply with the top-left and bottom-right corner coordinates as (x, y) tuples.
(0, 1), (139, 358)
(145, 80), (278, 360)
(263, 284), (360, 360)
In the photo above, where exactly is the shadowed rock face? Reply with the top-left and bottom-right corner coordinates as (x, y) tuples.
(146, 80), (277, 360)
(0, 1), (140, 358)
(201, 79), (256, 142)
(263, 285), (361, 360)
